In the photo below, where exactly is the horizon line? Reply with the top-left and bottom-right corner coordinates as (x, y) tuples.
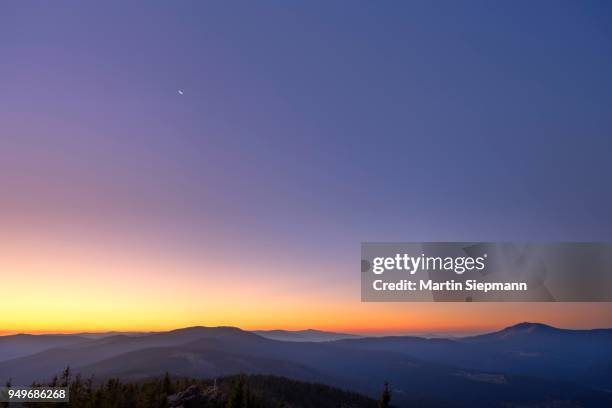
(2, 321), (609, 337)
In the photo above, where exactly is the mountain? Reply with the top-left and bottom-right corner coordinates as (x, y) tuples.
(0, 333), (90, 362)
(1, 323), (611, 407)
(78, 344), (324, 384)
(0, 327), (263, 384)
(252, 329), (359, 342)
(464, 322), (612, 343)
(73, 331), (153, 339)
(335, 322), (612, 389)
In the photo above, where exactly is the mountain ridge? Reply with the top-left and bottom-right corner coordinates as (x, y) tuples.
(1, 322), (611, 407)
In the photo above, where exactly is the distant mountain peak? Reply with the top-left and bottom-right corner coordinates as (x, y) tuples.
(167, 326), (245, 334)
(252, 329), (359, 342)
(503, 322), (558, 333)
(463, 322), (566, 343)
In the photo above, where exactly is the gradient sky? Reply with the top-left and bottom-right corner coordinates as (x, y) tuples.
(1, 1), (612, 335)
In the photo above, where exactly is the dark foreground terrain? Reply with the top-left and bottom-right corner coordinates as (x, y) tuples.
(2, 372), (389, 408)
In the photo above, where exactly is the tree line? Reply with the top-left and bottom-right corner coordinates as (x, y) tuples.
(2, 367), (392, 408)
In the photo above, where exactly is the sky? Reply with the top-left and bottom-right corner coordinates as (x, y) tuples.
(1, 1), (611, 335)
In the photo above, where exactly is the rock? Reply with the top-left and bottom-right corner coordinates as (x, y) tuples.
(168, 385), (204, 407)
(168, 384), (221, 408)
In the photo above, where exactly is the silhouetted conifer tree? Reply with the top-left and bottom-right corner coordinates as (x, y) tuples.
(162, 372), (173, 395)
(378, 381), (391, 408)
(0, 378), (11, 408)
(60, 366), (71, 387)
(227, 376), (245, 408)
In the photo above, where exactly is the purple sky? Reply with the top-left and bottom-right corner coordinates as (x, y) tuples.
(1, 1), (612, 332)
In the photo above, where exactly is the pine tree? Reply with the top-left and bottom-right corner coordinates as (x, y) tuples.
(244, 382), (254, 408)
(60, 366), (71, 387)
(0, 378), (11, 408)
(70, 374), (83, 408)
(227, 377), (245, 408)
(84, 376), (94, 405)
(378, 381), (391, 408)
(162, 372), (174, 395)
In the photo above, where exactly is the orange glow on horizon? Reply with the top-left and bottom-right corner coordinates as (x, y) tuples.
(2, 233), (612, 336)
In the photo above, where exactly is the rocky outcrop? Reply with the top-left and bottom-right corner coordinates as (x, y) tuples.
(167, 384), (220, 408)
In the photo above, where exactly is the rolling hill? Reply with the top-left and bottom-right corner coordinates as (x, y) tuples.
(1, 323), (611, 407)
(0, 333), (89, 361)
(252, 329), (359, 342)
(334, 322), (612, 389)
